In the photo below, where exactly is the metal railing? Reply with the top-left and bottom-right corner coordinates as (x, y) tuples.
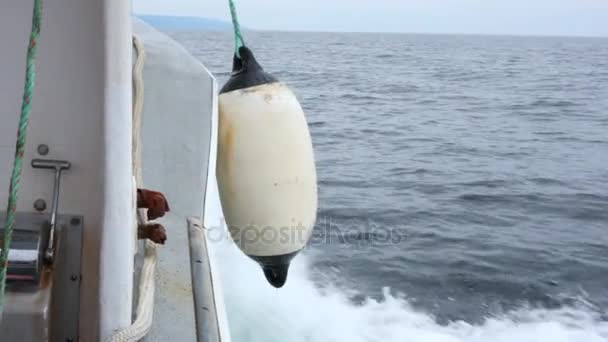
(187, 217), (228, 342)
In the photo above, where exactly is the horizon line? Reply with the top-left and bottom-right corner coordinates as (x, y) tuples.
(135, 13), (608, 39)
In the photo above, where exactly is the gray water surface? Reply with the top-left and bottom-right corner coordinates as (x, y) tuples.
(170, 30), (608, 330)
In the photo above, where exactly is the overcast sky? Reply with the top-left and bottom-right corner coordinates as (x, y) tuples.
(133, 0), (608, 37)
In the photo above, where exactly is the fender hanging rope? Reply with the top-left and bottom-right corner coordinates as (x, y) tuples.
(228, 0), (245, 57)
(0, 0), (43, 316)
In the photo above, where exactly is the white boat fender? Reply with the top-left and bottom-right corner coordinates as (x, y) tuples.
(217, 46), (318, 288)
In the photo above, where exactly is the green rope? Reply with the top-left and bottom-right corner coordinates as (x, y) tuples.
(228, 0), (245, 58)
(0, 0), (43, 315)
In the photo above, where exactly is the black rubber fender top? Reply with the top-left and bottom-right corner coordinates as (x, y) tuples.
(220, 46), (278, 94)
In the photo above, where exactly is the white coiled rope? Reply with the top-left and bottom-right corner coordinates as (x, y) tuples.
(105, 34), (158, 342)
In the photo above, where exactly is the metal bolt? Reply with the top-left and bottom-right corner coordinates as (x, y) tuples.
(33, 199), (47, 212)
(37, 144), (49, 156)
(70, 274), (78, 281)
(70, 217), (81, 226)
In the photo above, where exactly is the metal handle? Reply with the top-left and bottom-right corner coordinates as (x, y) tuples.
(31, 159), (71, 263)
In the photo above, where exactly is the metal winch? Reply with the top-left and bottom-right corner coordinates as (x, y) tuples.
(1, 159), (70, 287)
(0, 158), (83, 341)
(0, 214), (49, 287)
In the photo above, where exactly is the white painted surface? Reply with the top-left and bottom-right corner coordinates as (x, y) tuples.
(99, 0), (135, 339)
(203, 76), (233, 342)
(217, 83), (318, 257)
(0, 1), (134, 340)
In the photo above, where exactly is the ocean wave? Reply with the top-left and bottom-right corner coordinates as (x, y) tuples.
(457, 193), (542, 204)
(215, 238), (608, 342)
(528, 177), (568, 186)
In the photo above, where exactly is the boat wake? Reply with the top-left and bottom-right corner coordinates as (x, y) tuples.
(213, 239), (608, 342)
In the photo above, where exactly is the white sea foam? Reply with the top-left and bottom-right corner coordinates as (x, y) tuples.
(213, 239), (608, 342)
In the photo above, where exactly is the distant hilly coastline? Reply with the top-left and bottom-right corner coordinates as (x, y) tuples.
(138, 15), (232, 31)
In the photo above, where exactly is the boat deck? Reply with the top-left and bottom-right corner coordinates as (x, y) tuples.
(133, 19), (217, 341)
